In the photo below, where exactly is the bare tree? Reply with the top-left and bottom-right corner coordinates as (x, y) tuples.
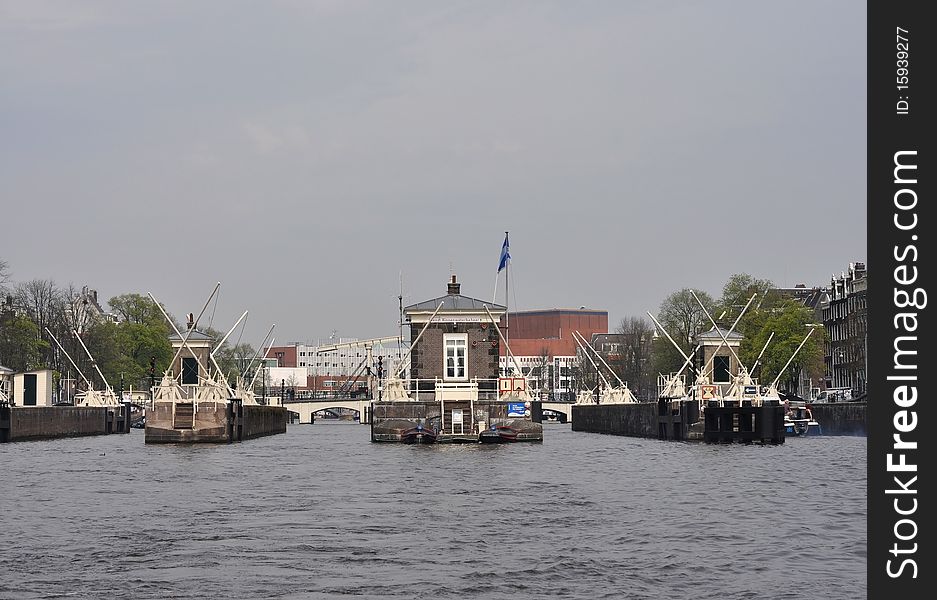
(15, 279), (62, 340)
(0, 258), (10, 296)
(574, 348), (598, 395)
(616, 316), (655, 400)
(534, 346), (552, 399)
(658, 289), (715, 352)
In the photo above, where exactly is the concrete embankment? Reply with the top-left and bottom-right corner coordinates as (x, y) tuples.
(1, 405), (130, 443)
(242, 405), (289, 439)
(145, 401), (289, 443)
(571, 403), (661, 438)
(571, 401), (868, 439)
(809, 402), (866, 436)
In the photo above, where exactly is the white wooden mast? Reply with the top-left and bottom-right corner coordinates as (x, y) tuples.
(243, 324), (276, 380)
(71, 329), (113, 395)
(748, 331), (775, 375)
(573, 330), (625, 387)
(483, 304), (524, 377)
(769, 328), (817, 392)
(646, 311), (696, 375)
(571, 329), (611, 390)
(45, 327), (93, 390)
(392, 300), (445, 379)
(211, 310), (248, 359)
(248, 336), (276, 390)
(690, 289), (745, 375)
(154, 282), (220, 380)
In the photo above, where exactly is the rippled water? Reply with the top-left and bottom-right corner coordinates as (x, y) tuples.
(1, 422), (866, 599)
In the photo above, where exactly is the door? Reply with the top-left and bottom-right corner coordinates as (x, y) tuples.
(23, 374), (37, 406)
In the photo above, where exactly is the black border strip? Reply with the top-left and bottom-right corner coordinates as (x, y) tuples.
(868, 1), (933, 596)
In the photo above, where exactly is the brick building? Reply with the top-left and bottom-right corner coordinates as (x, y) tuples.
(404, 275), (506, 400)
(823, 262), (867, 396)
(497, 308), (609, 400)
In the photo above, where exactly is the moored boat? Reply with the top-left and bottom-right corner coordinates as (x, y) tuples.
(400, 422), (438, 444)
(783, 399), (820, 436)
(478, 423), (518, 443)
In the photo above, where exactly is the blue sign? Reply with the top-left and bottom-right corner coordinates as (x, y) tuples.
(507, 402), (526, 417)
(744, 385), (758, 395)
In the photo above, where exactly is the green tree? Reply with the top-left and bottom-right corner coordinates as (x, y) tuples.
(215, 342), (257, 384)
(0, 313), (45, 372)
(719, 273), (775, 319)
(652, 288), (715, 376)
(738, 300), (825, 394)
(82, 318), (172, 390)
(614, 316), (655, 400)
(107, 293), (167, 326)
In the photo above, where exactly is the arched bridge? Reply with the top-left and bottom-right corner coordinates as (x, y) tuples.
(540, 402), (574, 423)
(283, 399), (372, 424)
(282, 399), (574, 425)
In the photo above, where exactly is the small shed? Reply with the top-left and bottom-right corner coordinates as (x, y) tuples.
(12, 369), (55, 406)
(168, 326), (214, 386)
(694, 326), (744, 385)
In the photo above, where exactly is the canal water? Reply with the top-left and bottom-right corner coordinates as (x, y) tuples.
(2, 423), (866, 599)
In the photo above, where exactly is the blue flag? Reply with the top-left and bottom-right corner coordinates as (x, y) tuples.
(497, 233), (511, 272)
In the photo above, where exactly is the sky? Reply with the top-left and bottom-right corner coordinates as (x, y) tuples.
(1, 0), (866, 347)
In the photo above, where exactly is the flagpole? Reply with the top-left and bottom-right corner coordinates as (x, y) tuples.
(504, 231), (509, 370)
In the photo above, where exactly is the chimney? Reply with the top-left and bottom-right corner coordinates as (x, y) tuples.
(187, 312), (195, 330)
(447, 275), (461, 295)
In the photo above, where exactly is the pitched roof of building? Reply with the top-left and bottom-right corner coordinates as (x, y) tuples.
(591, 333), (626, 345)
(695, 326), (744, 341)
(405, 294), (505, 312)
(773, 286), (830, 310)
(168, 329), (214, 342)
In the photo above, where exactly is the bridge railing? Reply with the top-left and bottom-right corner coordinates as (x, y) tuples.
(407, 378), (500, 402)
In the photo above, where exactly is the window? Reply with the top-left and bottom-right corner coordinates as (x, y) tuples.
(713, 355), (730, 384)
(182, 357), (199, 385)
(444, 334), (468, 380)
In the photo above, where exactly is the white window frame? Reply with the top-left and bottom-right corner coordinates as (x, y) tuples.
(443, 333), (468, 381)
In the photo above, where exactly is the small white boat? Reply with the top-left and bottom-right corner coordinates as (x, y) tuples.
(783, 400), (821, 436)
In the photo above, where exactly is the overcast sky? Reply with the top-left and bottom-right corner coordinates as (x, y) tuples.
(1, 0), (866, 346)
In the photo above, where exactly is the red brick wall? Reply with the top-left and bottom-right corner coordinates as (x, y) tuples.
(410, 323), (500, 381)
(498, 310), (608, 358)
(264, 345), (297, 367)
